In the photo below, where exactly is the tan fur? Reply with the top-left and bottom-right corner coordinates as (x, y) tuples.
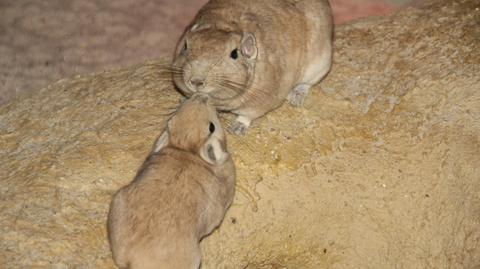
(172, 0), (333, 134)
(107, 95), (236, 269)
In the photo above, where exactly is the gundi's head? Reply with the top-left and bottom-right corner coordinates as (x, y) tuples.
(155, 94), (230, 165)
(172, 22), (258, 107)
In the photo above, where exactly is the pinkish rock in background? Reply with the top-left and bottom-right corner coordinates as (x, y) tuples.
(332, 0), (396, 23)
(0, 0), (413, 106)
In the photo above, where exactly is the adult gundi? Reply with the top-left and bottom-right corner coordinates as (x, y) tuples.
(172, 0), (333, 135)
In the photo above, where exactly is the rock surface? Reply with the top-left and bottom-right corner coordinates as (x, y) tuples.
(1, 0), (479, 268)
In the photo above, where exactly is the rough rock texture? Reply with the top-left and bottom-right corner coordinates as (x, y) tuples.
(1, 0), (479, 268)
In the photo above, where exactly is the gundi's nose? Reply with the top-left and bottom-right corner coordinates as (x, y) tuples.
(190, 79), (205, 89)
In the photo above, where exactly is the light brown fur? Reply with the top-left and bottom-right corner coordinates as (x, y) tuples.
(107, 95), (236, 269)
(172, 0), (333, 134)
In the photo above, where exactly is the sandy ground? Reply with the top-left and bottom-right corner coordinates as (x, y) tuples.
(0, 0), (412, 106)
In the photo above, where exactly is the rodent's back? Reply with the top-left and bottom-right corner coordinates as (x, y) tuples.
(195, 0), (333, 98)
(108, 148), (234, 267)
(118, 149), (230, 237)
(196, 0), (332, 48)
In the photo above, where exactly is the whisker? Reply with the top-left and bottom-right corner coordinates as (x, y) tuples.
(158, 70), (184, 76)
(156, 63), (183, 69)
(156, 64), (185, 77)
(217, 81), (244, 95)
(210, 73), (243, 80)
(221, 78), (246, 88)
(237, 84), (276, 108)
(157, 66), (278, 112)
(208, 76), (278, 112)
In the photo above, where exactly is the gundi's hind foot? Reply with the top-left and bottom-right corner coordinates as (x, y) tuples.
(287, 83), (312, 107)
(228, 115), (252, 136)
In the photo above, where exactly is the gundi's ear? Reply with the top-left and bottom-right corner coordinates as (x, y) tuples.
(190, 23), (199, 31)
(153, 130), (169, 153)
(199, 137), (228, 165)
(241, 33), (257, 59)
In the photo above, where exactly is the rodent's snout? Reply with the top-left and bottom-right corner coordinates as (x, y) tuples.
(185, 60), (210, 92)
(189, 78), (205, 90)
(184, 72), (207, 93)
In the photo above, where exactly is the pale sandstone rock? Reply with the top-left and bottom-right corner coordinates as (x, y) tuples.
(1, 0), (479, 268)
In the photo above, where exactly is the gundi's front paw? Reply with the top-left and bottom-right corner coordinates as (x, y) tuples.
(229, 121), (248, 135)
(228, 115), (252, 135)
(287, 84), (311, 107)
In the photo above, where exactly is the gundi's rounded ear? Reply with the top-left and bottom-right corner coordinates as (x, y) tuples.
(199, 121), (227, 165)
(200, 137), (228, 165)
(182, 38), (188, 52)
(190, 23), (199, 31)
(241, 33), (257, 59)
(153, 130), (169, 153)
(176, 23), (199, 55)
(176, 36), (188, 56)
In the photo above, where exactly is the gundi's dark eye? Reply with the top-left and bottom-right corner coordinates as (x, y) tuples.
(209, 122), (215, 133)
(230, 48), (238, 60)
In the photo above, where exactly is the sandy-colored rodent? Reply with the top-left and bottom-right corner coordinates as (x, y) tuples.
(107, 94), (236, 269)
(172, 0), (333, 134)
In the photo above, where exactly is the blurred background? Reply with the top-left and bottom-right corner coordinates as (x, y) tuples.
(0, 0), (414, 106)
